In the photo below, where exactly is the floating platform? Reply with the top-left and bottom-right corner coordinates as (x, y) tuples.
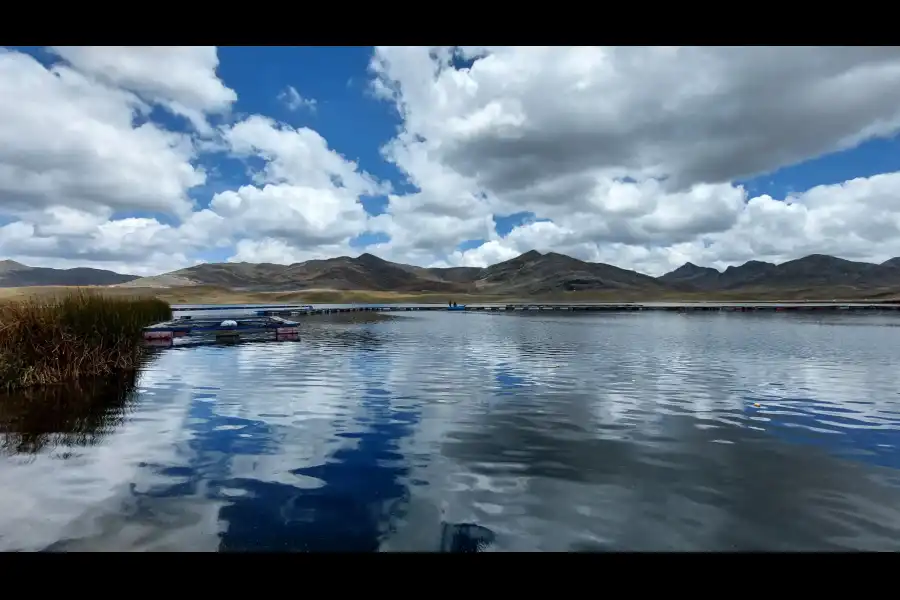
(143, 315), (300, 347)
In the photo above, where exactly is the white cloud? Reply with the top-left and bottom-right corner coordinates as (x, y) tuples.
(372, 47), (900, 193)
(49, 46), (237, 133)
(278, 85), (317, 113)
(212, 115), (386, 261)
(369, 46), (900, 273)
(0, 49), (204, 218)
(230, 238), (356, 264)
(4, 46), (900, 278)
(0, 48), (378, 275)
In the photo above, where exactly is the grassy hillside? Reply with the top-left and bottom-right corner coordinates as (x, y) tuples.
(6, 250), (900, 303)
(0, 261), (139, 287)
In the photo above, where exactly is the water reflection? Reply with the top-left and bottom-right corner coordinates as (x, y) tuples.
(0, 372), (139, 456)
(214, 343), (419, 551)
(1, 311), (900, 551)
(744, 393), (900, 471)
(440, 399), (900, 550)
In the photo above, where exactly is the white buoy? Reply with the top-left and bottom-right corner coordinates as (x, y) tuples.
(221, 319), (238, 327)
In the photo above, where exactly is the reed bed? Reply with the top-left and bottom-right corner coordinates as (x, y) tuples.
(0, 290), (171, 390)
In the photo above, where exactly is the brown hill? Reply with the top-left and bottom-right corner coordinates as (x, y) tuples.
(660, 254), (900, 293)
(126, 253), (472, 293)
(656, 261), (721, 290)
(0, 260), (139, 287)
(124, 250), (669, 295)
(475, 251), (667, 295)
(8, 250), (900, 298)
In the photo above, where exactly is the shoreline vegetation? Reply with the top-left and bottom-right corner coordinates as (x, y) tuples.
(2, 285), (900, 306)
(0, 290), (171, 391)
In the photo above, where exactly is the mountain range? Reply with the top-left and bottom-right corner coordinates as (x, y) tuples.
(4, 252), (900, 298)
(0, 260), (139, 288)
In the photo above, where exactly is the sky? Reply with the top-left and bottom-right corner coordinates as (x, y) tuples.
(3, 46), (900, 277)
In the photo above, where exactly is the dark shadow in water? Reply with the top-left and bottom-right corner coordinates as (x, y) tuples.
(0, 372), (140, 456)
(440, 522), (496, 552)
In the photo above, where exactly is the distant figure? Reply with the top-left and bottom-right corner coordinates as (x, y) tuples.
(448, 300), (452, 307)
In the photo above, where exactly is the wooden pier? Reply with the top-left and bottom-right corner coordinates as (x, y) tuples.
(244, 301), (900, 317)
(145, 301), (900, 349)
(174, 304), (312, 312)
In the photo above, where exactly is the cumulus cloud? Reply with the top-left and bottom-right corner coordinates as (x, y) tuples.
(0, 47), (380, 275)
(278, 85), (317, 113)
(48, 46), (237, 133)
(4, 45), (900, 277)
(213, 115), (386, 258)
(372, 47), (900, 193)
(368, 46), (900, 273)
(0, 49), (204, 219)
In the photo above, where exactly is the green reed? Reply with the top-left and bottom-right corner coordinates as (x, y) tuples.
(0, 290), (171, 390)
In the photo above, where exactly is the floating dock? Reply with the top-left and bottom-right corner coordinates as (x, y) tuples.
(143, 315), (300, 347)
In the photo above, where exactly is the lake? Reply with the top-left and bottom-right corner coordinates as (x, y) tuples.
(2, 309), (900, 551)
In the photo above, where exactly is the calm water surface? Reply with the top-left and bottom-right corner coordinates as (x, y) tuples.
(2, 310), (900, 551)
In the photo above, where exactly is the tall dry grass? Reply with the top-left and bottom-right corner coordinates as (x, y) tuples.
(0, 290), (171, 390)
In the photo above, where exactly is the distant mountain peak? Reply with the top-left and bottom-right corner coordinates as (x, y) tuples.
(675, 261), (715, 274)
(517, 250), (543, 260)
(724, 259), (775, 272)
(660, 261), (719, 281)
(0, 260), (137, 287)
(787, 253), (850, 265)
(0, 259), (26, 271)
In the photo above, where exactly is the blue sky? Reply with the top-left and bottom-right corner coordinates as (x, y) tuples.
(195, 46), (405, 262)
(198, 46), (536, 257)
(2, 46), (900, 276)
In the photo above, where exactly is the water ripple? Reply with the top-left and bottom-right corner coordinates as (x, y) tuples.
(1, 311), (900, 550)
